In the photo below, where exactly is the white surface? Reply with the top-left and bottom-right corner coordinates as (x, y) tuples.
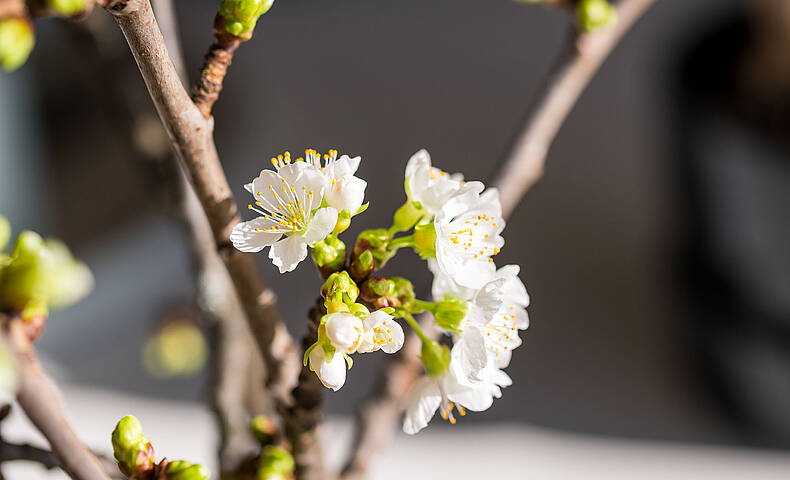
(3, 385), (790, 480)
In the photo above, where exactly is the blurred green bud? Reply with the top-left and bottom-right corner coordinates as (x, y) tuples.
(333, 209), (352, 234)
(250, 414), (277, 445)
(257, 445), (294, 480)
(143, 320), (208, 378)
(420, 340), (451, 378)
(218, 0), (275, 38)
(576, 0), (617, 32)
(0, 231), (53, 311)
(392, 201), (423, 233)
(111, 415), (155, 475)
(311, 235), (346, 277)
(0, 18), (34, 72)
(321, 271), (358, 304)
(412, 222), (436, 259)
(432, 296), (468, 334)
(0, 216), (10, 252)
(165, 460), (210, 480)
(47, 0), (88, 16)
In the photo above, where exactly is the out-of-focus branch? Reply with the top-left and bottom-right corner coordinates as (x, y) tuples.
(98, 0), (300, 418)
(494, 0), (656, 217)
(1, 315), (112, 480)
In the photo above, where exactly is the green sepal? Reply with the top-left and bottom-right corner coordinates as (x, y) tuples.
(420, 340), (451, 378)
(343, 353), (353, 370)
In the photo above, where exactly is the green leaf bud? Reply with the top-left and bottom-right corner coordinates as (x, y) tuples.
(0, 216), (10, 252)
(0, 231), (53, 311)
(250, 414), (277, 445)
(576, 0), (617, 32)
(412, 221), (436, 259)
(165, 460), (210, 480)
(218, 0), (275, 38)
(257, 445), (295, 480)
(432, 296), (468, 334)
(420, 340), (451, 378)
(47, 0), (88, 16)
(311, 235), (346, 278)
(111, 415), (155, 475)
(392, 201), (424, 233)
(0, 18), (34, 72)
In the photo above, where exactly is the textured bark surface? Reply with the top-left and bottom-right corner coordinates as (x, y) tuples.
(192, 17), (241, 119)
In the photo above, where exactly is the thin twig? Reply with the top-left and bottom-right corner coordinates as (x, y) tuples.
(0, 436), (121, 478)
(1, 315), (112, 480)
(340, 2), (656, 477)
(192, 17), (242, 119)
(98, 0), (300, 415)
(494, 0), (657, 217)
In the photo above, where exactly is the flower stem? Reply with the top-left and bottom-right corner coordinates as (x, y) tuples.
(388, 234), (414, 250)
(412, 299), (435, 313)
(403, 313), (429, 343)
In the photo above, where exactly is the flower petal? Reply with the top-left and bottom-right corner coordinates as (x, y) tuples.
(403, 377), (441, 435)
(325, 313), (364, 353)
(450, 327), (489, 386)
(230, 218), (283, 253)
(304, 207), (338, 245)
(379, 317), (404, 354)
(268, 235), (308, 273)
(308, 347), (347, 391)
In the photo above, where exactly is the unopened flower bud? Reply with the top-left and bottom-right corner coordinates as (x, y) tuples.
(0, 18), (34, 72)
(165, 460), (210, 480)
(111, 415), (155, 476)
(218, 0), (275, 38)
(250, 414), (277, 445)
(359, 276), (396, 309)
(432, 296), (468, 334)
(412, 222), (436, 259)
(321, 271), (358, 304)
(392, 201), (423, 232)
(420, 340), (451, 378)
(0, 216), (10, 252)
(333, 209), (352, 234)
(257, 445), (295, 480)
(391, 277), (415, 310)
(576, 0), (617, 32)
(0, 231), (53, 311)
(311, 235), (346, 278)
(47, 0), (89, 16)
(349, 249), (374, 282)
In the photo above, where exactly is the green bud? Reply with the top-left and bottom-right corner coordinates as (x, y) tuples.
(333, 209), (352, 234)
(391, 277), (415, 310)
(420, 340), (451, 377)
(257, 445), (294, 480)
(0, 231), (53, 311)
(392, 201), (424, 233)
(321, 271), (358, 304)
(47, 0), (88, 16)
(576, 0), (617, 32)
(311, 235), (346, 276)
(432, 296), (468, 334)
(349, 249), (374, 282)
(44, 239), (93, 310)
(0, 216), (10, 252)
(218, 0), (275, 38)
(250, 415), (277, 445)
(111, 415), (155, 475)
(166, 460), (210, 480)
(0, 18), (34, 72)
(412, 221), (436, 259)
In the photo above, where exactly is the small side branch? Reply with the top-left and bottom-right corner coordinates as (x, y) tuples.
(192, 18), (242, 119)
(493, 0), (656, 217)
(1, 315), (112, 480)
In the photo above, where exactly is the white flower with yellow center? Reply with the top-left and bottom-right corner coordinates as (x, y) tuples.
(306, 149), (367, 214)
(231, 152), (338, 273)
(404, 149), (464, 216)
(434, 182), (505, 289)
(402, 358), (512, 435)
(324, 310), (404, 356)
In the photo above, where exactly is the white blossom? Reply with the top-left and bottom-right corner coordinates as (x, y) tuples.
(402, 357), (511, 435)
(324, 312), (365, 354)
(231, 154), (337, 273)
(307, 149), (367, 214)
(307, 346), (347, 391)
(434, 182), (505, 289)
(404, 149), (464, 216)
(356, 309), (404, 354)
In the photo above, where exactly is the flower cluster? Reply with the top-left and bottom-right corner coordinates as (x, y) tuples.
(231, 148), (529, 434)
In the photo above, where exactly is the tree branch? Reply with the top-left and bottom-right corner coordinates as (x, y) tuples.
(494, 0), (656, 217)
(0, 436), (122, 479)
(340, 2), (656, 477)
(1, 315), (113, 480)
(98, 0), (300, 415)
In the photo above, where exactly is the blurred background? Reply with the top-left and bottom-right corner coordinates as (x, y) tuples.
(2, 0), (790, 476)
